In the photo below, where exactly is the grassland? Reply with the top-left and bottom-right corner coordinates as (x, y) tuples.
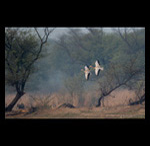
(5, 104), (145, 119)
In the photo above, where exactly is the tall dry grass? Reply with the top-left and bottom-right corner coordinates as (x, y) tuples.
(5, 89), (138, 110)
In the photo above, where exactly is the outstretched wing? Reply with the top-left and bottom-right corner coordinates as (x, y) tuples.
(95, 60), (104, 71)
(85, 72), (90, 80)
(95, 60), (100, 67)
(95, 68), (100, 76)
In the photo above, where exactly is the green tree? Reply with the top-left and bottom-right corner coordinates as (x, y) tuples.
(5, 28), (54, 111)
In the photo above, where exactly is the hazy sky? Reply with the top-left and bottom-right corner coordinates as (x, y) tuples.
(8, 27), (144, 40)
(48, 27), (144, 40)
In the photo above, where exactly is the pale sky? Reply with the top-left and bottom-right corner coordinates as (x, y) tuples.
(47, 27), (144, 40)
(6, 27), (144, 40)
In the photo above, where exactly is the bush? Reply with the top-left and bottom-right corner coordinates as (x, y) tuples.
(29, 93), (53, 109)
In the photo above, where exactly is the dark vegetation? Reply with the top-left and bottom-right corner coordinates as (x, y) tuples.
(5, 27), (145, 112)
(58, 103), (75, 109)
(5, 28), (54, 111)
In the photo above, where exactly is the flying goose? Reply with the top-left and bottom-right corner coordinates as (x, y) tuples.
(90, 60), (104, 76)
(81, 65), (91, 80)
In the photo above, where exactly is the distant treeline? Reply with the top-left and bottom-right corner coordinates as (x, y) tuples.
(5, 28), (145, 94)
(25, 28), (144, 92)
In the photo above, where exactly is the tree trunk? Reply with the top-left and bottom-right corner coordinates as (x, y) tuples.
(96, 96), (104, 107)
(5, 92), (24, 112)
(129, 93), (145, 106)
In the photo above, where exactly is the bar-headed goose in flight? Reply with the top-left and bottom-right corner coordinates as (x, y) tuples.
(81, 65), (91, 80)
(90, 60), (104, 76)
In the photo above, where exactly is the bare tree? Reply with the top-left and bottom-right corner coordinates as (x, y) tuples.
(96, 56), (144, 107)
(113, 28), (145, 51)
(54, 32), (89, 65)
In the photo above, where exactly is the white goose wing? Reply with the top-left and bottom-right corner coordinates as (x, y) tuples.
(84, 66), (90, 80)
(95, 60), (104, 71)
(95, 68), (100, 76)
(95, 60), (100, 68)
(85, 72), (90, 80)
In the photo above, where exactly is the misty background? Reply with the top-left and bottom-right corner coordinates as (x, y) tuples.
(5, 27), (145, 108)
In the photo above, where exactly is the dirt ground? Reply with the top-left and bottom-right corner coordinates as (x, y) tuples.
(5, 104), (145, 119)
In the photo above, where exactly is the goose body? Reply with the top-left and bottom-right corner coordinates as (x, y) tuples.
(95, 60), (104, 75)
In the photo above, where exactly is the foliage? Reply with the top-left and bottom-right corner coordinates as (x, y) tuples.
(5, 27), (53, 111)
(5, 28), (39, 89)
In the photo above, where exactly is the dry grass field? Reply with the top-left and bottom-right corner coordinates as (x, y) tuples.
(5, 89), (145, 119)
(5, 105), (145, 119)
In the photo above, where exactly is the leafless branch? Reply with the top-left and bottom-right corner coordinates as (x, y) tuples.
(69, 29), (88, 51)
(24, 28), (55, 72)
